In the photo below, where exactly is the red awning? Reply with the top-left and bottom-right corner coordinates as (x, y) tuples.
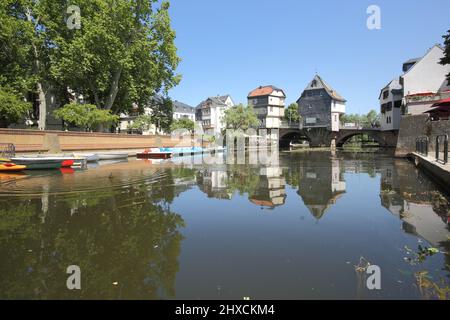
(425, 105), (450, 113)
(431, 97), (450, 108)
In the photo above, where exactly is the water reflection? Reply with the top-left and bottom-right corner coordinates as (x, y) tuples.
(0, 151), (449, 299)
(295, 154), (346, 219)
(380, 159), (450, 247)
(0, 168), (185, 299)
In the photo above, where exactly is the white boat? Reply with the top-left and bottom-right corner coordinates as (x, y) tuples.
(73, 153), (100, 163)
(97, 153), (129, 160)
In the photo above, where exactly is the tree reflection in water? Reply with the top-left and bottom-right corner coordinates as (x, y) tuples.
(0, 170), (185, 299)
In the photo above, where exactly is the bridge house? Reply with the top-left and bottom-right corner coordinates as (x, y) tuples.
(247, 85), (286, 129)
(296, 75), (346, 132)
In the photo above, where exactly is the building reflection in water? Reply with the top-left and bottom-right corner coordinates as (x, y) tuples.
(380, 159), (450, 248)
(296, 154), (346, 219)
(248, 166), (286, 209)
(196, 166), (232, 200)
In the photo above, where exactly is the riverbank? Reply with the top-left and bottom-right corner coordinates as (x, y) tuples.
(0, 128), (201, 154)
(409, 152), (450, 190)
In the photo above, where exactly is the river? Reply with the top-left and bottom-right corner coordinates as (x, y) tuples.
(0, 151), (449, 299)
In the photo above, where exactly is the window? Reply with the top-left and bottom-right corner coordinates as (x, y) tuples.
(386, 116), (392, 124)
(334, 115), (337, 122)
(383, 90), (389, 99)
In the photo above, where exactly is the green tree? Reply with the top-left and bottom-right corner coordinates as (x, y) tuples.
(1, 1), (181, 130)
(170, 118), (195, 133)
(365, 109), (380, 127)
(440, 29), (450, 81)
(284, 103), (300, 123)
(51, 0), (181, 115)
(128, 114), (153, 132)
(54, 103), (119, 131)
(150, 96), (174, 133)
(223, 104), (259, 131)
(0, 0), (58, 130)
(0, 87), (32, 127)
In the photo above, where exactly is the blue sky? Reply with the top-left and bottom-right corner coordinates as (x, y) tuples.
(168, 0), (450, 114)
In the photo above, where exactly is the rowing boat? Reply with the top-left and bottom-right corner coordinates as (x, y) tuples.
(10, 157), (63, 170)
(73, 153), (100, 162)
(97, 153), (129, 160)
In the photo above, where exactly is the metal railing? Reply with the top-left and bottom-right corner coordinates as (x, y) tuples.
(435, 134), (448, 164)
(415, 136), (429, 156)
(0, 143), (15, 159)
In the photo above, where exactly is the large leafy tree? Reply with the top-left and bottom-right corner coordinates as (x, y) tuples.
(0, 0), (56, 129)
(51, 0), (181, 114)
(223, 104), (259, 131)
(1, 0), (180, 130)
(440, 29), (450, 82)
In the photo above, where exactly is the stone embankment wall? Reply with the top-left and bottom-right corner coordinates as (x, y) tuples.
(0, 129), (198, 154)
(395, 115), (449, 157)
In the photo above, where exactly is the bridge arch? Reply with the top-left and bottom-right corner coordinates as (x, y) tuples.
(279, 129), (310, 148)
(335, 130), (383, 148)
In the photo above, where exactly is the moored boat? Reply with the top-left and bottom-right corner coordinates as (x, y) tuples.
(98, 153), (129, 160)
(73, 153), (100, 163)
(137, 148), (172, 159)
(0, 161), (27, 172)
(61, 159), (75, 167)
(10, 157), (63, 170)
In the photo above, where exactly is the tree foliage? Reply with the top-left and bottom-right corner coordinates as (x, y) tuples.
(170, 118), (195, 133)
(150, 96), (173, 133)
(0, 87), (32, 126)
(128, 114), (153, 132)
(440, 29), (450, 81)
(340, 110), (380, 127)
(284, 103), (301, 123)
(50, 0), (181, 113)
(54, 103), (119, 131)
(223, 104), (259, 131)
(1, 0), (181, 130)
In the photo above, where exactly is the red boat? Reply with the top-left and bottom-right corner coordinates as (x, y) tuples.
(61, 159), (75, 167)
(137, 149), (172, 160)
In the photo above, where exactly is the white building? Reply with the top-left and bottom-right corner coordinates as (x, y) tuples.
(196, 95), (235, 136)
(379, 45), (450, 130)
(173, 100), (195, 121)
(402, 45), (450, 115)
(119, 96), (194, 135)
(379, 78), (403, 131)
(247, 85), (286, 129)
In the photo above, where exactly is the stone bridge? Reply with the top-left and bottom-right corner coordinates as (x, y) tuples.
(278, 125), (398, 148)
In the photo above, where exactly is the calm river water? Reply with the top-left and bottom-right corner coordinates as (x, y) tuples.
(0, 151), (449, 299)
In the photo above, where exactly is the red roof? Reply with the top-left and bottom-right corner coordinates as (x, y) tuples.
(248, 85), (285, 98)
